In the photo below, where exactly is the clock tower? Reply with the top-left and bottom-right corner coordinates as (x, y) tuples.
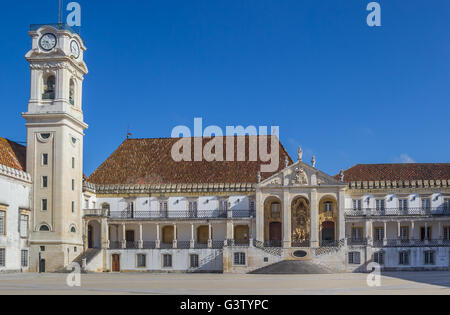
(23, 24), (88, 272)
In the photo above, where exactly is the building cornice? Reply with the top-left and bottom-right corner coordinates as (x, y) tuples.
(347, 179), (449, 191)
(0, 164), (32, 184)
(83, 182), (256, 195)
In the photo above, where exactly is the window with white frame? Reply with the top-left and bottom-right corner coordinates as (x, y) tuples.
(136, 254), (146, 268)
(374, 227), (384, 241)
(190, 254), (199, 268)
(400, 226), (409, 241)
(20, 214), (28, 238)
(352, 227), (363, 241)
(424, 251), (435, 265)
(270, 202), (281, 219)
(352, 199), (362, 211)
(234, 252), (246, 265)
(42, 153), (49, 166)
(159, 201), (168, 217)
(42, 176), (48, 188)
(0, 248), (4, 267)
(399, 251), (410, 265)
(219, 199), (229, 212)
(376, 199), (385, 211)
(0, 211), (5, 235)
(163, 254), (172, 268)
(422, 198), (431, 210)
(188, 201), (198, 218)
(42, 199), (48, 211)
(348, 252), (361, 264)
(374, 251), (384, 265)
(399, 199), (408, 211)
(21, 250), (28, 268)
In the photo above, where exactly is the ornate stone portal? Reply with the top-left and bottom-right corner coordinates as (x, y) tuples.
(291, 198), (310, 246)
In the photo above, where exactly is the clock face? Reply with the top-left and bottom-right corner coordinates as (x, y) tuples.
(39, 33), (57, 51)
(70, 40), (80, 59)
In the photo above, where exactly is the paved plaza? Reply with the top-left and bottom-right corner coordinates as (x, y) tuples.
(0, 272), (449, 295)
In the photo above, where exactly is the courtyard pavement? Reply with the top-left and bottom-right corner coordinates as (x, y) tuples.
(0, 272), (449, 295)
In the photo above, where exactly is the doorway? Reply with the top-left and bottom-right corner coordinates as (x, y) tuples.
(322, 221), (335, 245)
(88, 225), (93, 249)
(39, 259), (46, 273)
(269, 222), (282, 247)
(112, 254), (120, 272)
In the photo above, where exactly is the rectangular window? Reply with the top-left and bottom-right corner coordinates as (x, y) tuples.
(352, 228), (363, 241)
(137, 254), (146, 268)
(42, 199), (48, 211)
(424, 251), (435, 265)
(71, 202), (75, 213)
(188, 201), (198, 218)
(72, 157), (75, 169)
(249, 200), (256, 212)
(85, 200), (89, 209)
(444, 199), (450, 212)
(234, 252), (246, 265)
(420, 227), (432, 241)
(160, 201), (168, 218)
(42, 176), (48, 188)
(352, 200), (362, 211)
(422, 198), (431, 211)
(374, 228), (384, 241)
(348, 252), (361, 264)
(72, 179), (75, 191)
(0, 249), (4, 267)
(374, 251), (384, 265)
(40, 246), (46, 252)
(324, 202), (333, 212)
(399, 251), (410, 265)
(400, 226), (409, 241)
(42, 153), (49, 166)
(190, 254), (199, 268)
(271, 203), (281, 218)
(21, 250), (28, 268)
(0, 211), (5, 235)
(444, 227), (450, 241)
(163, 254), (172, 268)
(20, 214), (28, 238)
(376, 199), (385, 211)
(399, 199), (408, 211)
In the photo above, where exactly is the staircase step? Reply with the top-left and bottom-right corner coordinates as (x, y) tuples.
(250, 260), (331, 275)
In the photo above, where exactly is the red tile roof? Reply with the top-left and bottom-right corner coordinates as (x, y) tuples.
(0, 138), (26, 172)
(338, 164), (450, 182)
(88, 137), (292, 185)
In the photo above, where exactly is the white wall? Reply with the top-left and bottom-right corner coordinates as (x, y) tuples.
(0, 174), (31, 272)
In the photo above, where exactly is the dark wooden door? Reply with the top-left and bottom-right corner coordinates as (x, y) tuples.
(88, 225), (93, 249)
(112, 254), (120, 272)
(126, 230), (135, 242)
(322, 221), (335, 241)
(39, 259), (46, 273)
(269, 222), (282, 243)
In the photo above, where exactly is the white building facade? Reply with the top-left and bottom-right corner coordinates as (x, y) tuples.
(0, 23), (449, 274)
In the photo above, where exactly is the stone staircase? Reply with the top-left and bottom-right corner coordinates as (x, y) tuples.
(250, 260), (331, 274)
(68, 248), (102, 273)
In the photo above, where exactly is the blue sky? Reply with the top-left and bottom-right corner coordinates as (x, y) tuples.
(0, 0), (449, 176)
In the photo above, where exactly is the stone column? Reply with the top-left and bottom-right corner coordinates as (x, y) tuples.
(208, 224), (213, 248)
(101, 219), (109, 249)
(338, 189), (346, 241)
(256, 191), (264, 243)
(410, 221), (415, 244)
(190, 224), (195, 249)
(156, 224), (161, 249)
(283, 191), (291, 248)
(138, 224), (143, 249)
(121, 224), (126, 249)
(365, 220), (373, 246)
(310, 189), (319, 248)
(173, 224), (178, 249)
(383, 221), (387, 246)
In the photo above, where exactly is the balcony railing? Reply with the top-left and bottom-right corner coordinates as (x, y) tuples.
(109, 240), (226, 250)
(345, 207), (450, 217)
(291, 240), (311, 248)
(107, 210), (255, 220)
(347, 238), (368, 246)
(84, 209), (109, 217)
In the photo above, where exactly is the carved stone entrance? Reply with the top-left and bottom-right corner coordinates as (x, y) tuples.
(291, 197), (310, 247)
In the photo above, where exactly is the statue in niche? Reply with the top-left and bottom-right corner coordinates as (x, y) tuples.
(292, 167), (308, 185)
